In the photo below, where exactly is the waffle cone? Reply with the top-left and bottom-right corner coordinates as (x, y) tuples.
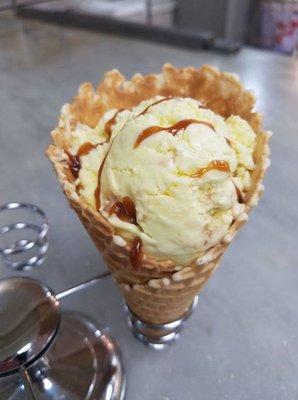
(46, 64), (270, 324)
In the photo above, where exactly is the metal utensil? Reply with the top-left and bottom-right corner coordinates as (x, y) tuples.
(0, 276), (125, 400)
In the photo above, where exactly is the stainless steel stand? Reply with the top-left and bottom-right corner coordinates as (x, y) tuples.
(126, 296), (198, 350)
(0, 202), (125, 400)
(0, 277), (125, 400)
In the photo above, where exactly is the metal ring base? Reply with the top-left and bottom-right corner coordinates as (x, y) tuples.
(126, 296), (198, 350)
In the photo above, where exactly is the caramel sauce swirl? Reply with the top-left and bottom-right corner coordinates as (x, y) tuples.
(109, 196), (137, 225)
(66, 142), (97, 178)
(66, 151), (80, 179)
(94, 185), (100, 212)
(225, 138), (232, 146)
(94, 151), (109, 211)
(77, 142), (97, 157)
(198, 121), (215, 132)
(137, 97), (172, 117)
(94, 111), (125, 209)
(134, 119), (215, 148)
(105, 109), (123, 139)
(191, 160), (230, 178)
(234, 184), (244, 203)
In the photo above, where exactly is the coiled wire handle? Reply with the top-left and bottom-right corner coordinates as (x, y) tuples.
(0, 203), (49, 271)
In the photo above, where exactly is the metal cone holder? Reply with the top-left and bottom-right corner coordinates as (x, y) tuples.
(125, 296), (198, 350)
(0, 203), (125, 400)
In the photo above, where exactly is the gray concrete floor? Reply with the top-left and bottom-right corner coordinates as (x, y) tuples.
(0, 12), (298, 400)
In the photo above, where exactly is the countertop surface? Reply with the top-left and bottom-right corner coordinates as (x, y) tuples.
(0, 13), (298, 400)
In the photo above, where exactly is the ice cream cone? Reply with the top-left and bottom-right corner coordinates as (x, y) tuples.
(46, 64), (270, 326)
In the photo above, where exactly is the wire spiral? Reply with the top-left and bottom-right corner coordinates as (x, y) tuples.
(0, 203), (49, 271)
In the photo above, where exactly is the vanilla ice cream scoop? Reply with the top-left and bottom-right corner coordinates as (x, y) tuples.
(75, 96), (254, 265)
(66, 96), (256, 264)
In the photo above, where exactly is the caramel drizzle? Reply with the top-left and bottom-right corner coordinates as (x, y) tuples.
(66, 151), (80, 179)
(134, 119), (215, 148)
(191, 160), (230, 178)
(198, 121), (215, 131)
(137, 97), (172, 117)
(109, 196), (137, 224)
(66, 142), (97, 178)
(131, 238), (143, 270)
(94, 151), (108, 211)
(234, 184), (244, 203)
(94, 124), (123, 211)
(69, 109), (123, 180)
(105, 109), (123, 139)
(138, 97), (208, 117)
(77, 142), (97, 157)
(67, 108), (122, 206)
(94, 185), (100, 212)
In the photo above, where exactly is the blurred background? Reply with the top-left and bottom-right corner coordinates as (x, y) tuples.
(1, 0), (298, 55)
